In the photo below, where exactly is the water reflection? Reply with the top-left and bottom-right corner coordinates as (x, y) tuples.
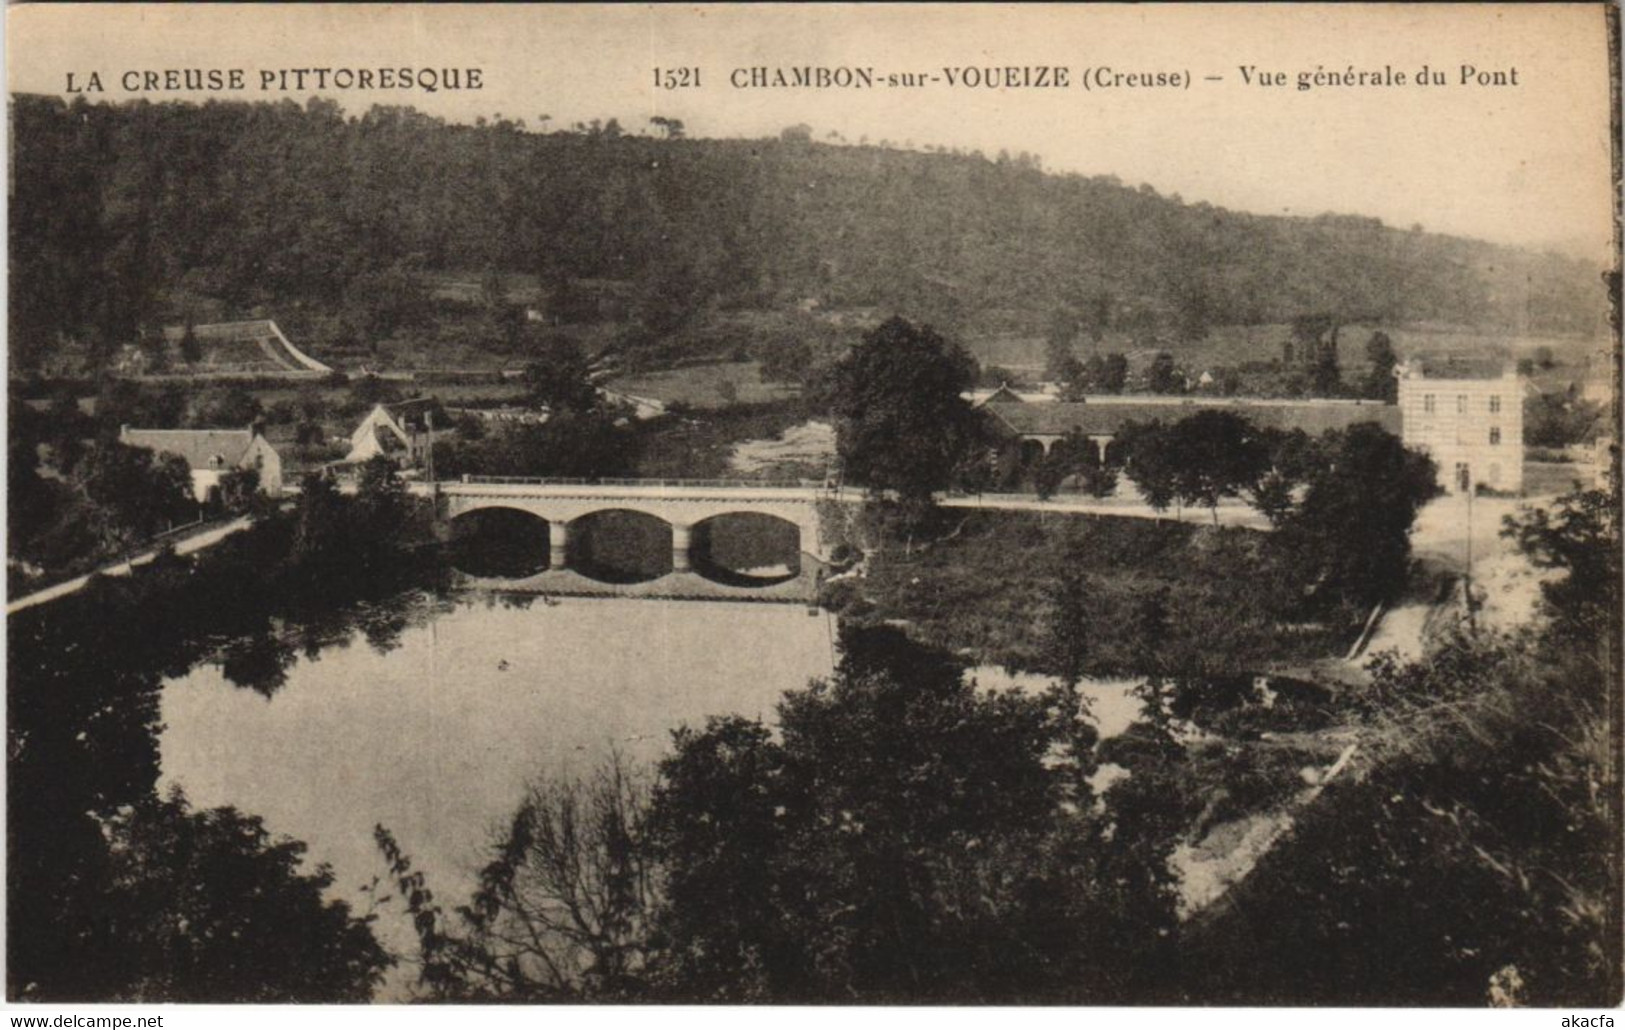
(158, 594), (839, 977)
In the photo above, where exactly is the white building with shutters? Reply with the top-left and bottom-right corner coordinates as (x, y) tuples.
(1396, 362), (1524, 494)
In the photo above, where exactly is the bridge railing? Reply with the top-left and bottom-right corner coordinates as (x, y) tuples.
(446, 475), (831, 490)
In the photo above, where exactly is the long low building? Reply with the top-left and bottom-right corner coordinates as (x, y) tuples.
(981, 394), (1402, 462)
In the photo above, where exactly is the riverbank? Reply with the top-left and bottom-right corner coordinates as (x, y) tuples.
(6, 514), (256, 614)
(823, 507), (1363, 677)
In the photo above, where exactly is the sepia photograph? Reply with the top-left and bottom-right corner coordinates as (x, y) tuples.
(4, 1), (1621, 1014)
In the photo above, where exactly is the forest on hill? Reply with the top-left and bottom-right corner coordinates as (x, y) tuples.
(8, 94), (1608, 376)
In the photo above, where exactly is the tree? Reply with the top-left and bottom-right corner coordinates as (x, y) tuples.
(190, 385), (263, 428)
(522, 337), (600, 413)
(376, 755), (658, 1001)
(1163, 411), (1270, 522)
(1044, 308), (1081, 383)
(1099, 352), (1129, 394)
(1281, 422), (1441, 606)
(1310, 337), (1343, 396)
(1032, 429), (1114, 500)
(1362, 331), (1398, 401)
(647, 625), (1102, 1002)
(1116, 420), (1178, 513)
(1501, 485), (1620, 651)
(1192, 624), (1618, 1005)
(137, 330), (169, 374)
(80, 790), (391, 1002)
(291, 471), (349, 567)
(341, 258), (430, 346)
(1147, 352), (1180, 394)
(178, 320), (202, 365)
(76, 441), (196, 551)
(354, 454), (410, 542)
(649, 116), (685, 139)
(1525, 393), (1604, 448)
(435, 410), (638, 481)
(214, 467), (261, 515)
(830, 317), (981, 510)
(1041, 566), (1095, 684)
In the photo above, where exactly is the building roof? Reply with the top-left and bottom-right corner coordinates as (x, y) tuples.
(975, 385), (1026, 406)
(120, 428), (258, 470)
(1402, 358), (1516, 381)
(379, 397), (449, 433)
(983, 398), (1401, 438)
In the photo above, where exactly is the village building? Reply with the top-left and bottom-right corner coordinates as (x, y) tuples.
(345, 398), (457, 469)
(1395, 362), (1524, 494)
(966, 384), (1051, 407)
(980, 394), (1402, 466)
(119, 425), (283, 503)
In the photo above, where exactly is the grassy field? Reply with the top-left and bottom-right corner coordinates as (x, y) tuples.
(609, 361), (803, 409)
(1524, 459), (1599, 497)
(828, 509), (1361, 677)
(630, 401), (814, 480)
(966, 318), (1604, 381)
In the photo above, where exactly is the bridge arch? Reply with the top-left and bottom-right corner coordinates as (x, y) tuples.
(446, 506), (554, 579)
(565, 508), (675, 584)
(689, 511), (803, 587)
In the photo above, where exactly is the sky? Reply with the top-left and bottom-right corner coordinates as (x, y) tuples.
(7, 3), (1618, 264)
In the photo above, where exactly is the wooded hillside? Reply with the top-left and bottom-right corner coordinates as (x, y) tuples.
(9, 94), (1607, 374)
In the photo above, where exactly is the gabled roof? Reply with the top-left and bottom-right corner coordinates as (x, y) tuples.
(982, 398), (1401, 438)
(977, 385), (1026, 406)
(120, 428), (258, 470)
(379, 397), (449, 433)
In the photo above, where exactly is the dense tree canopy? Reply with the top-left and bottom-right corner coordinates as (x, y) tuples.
(830, 317), (982, 506)
(1281, 422), (1442, 606)
(649, 625), (1111, 1002)
(8, 95), (1606, 374)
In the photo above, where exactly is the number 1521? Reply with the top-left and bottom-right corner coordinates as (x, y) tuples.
(654, 67), (701, 89)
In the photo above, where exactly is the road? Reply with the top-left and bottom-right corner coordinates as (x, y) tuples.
(6, 516), (255, 616)
(1352, 488), (1564, 664)
(941, 492), (1272, 528)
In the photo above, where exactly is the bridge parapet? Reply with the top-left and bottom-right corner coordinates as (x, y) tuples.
(450, 475), (828, 490)
(435, 477), (845, 561)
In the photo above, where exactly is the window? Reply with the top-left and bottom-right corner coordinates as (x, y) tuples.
(1489, 395), (1502, 414)
(1423, 394), (1436, 414)
(1489, 427), (1502, 446)
(1457, 394), (1468, 414)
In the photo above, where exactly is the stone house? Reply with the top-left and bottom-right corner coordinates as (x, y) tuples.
(119, 426), (284, 503)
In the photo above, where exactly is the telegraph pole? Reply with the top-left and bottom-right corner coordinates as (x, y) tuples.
(1464, 475), (1476, 628)
(424, 409), (436, 486)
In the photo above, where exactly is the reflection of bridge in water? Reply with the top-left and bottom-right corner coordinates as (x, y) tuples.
(425, 477), (839, 603)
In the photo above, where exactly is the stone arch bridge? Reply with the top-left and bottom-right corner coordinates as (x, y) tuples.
(425, 477), (839, 600)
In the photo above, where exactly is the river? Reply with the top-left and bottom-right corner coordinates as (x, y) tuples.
(154, 587), (1143, 997)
